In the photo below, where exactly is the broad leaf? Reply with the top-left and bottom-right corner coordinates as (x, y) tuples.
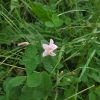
(19, 86), (44, 100)
(89, 92), (97, 100)
(43, 56), (63, 73)
(45, 14), (63, 27)
(4, 76), (26, 99)
(0, 96), (6, 100)
(21, 44), (39, 74)
(29, 2), (53, 22)
(39, 72), (52, 94)
(51, 14), (63, 27)
(5, 76), (26, 90)
(27, 71), (42, 87)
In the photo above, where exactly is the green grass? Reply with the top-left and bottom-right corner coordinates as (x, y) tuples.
(0, 0), (100, 100)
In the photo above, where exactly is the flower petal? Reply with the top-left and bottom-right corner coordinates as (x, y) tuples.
(49, 39), (54, 45)
(42, 51), (49, 57)
(50, 44), (58, 50)
(42, 44), (49, 49)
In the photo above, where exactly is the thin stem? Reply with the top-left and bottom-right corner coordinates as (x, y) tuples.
(58, 10), (87, 16)
(64, 85), (95, 100)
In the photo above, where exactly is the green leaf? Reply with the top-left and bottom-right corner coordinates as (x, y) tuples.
(21, 44), (39, 74)
(19, 86), (34, 100)
(45, 14), (63, 27)
(45, 21), (54, 28)
(40, 72), (52, 94)
(0, 96), (6, 100)
(89, 92), (97, 100)
(64, 86), (75, 100)
(5, 76), (26, 99)
(27, 71), (42, 87)
(19, 86), (44, 100)
(29, 2), (52, 22)
(5, 76), (26, 90)
(88, 71), (100, 82)
(43, 56), (57, 73)
(24, 72), (52, 99)
(51, 14), (63, 27)
(65, 17), (71, 25)
(89, 86), (100, 100)
(95, 86), (100, 96)
(43, 56), (63, 73)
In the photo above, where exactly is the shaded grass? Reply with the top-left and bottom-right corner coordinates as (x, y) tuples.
(0, 0), (100, 100)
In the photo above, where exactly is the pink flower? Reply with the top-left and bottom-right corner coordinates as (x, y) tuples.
(42, 39), (58, 57)
(18, 42), (29, 46)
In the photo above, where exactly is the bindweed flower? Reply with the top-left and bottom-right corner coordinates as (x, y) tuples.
(18, 42), (29, 46)
(42, 39), (58, 57)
